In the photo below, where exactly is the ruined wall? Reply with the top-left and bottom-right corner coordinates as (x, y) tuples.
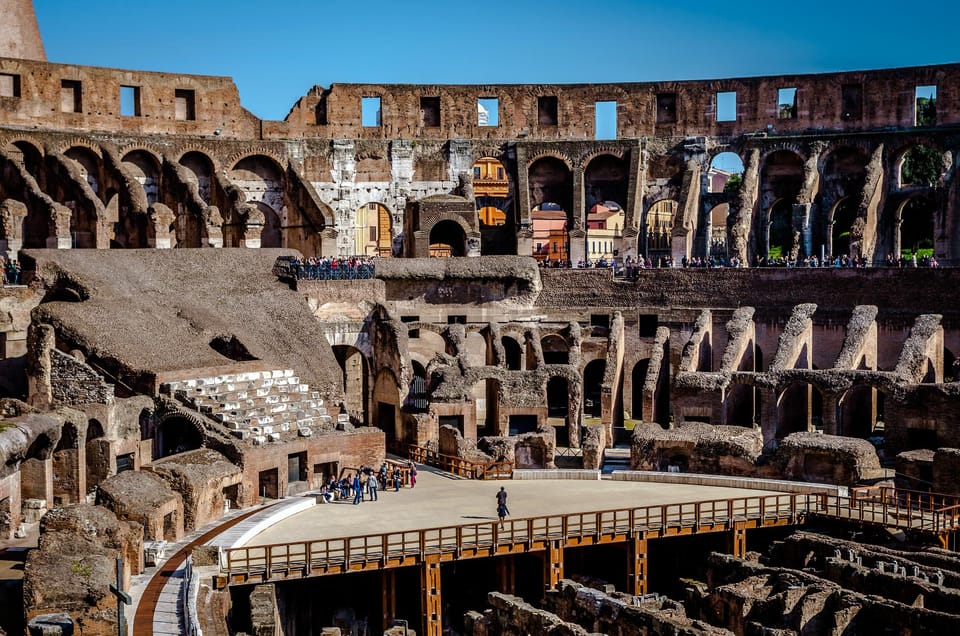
(0, 0), (44, 61)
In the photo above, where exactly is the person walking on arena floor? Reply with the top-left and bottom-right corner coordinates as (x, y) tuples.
(496, 486), (509, 528)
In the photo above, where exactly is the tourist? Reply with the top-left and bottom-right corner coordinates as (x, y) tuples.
(393, 466), (401, 491)
(496, 486), (509, 528)
(368, 474), (379, 501)
(352, 474), (362, 505)
(409, 462), (417, 488)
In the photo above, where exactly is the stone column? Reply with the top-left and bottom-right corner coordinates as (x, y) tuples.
(147, 203), (176, 249)
(242, 204), (264, 249)
(855, 143), (885, 261)
(673, 160), (702, 264)
(203, 206), (224, 248)
(0, 199), (27, 260)
(47, 203), (72, 249)
(623, 140), (645, 260)
(571, 167), (586, 261)
(732, 148), (760, 265)
(821, 392), (839, 436)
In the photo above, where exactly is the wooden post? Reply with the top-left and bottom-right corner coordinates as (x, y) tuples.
(496, 555), (515, 594)
(421, 560), (442, 636)
(544, 540), (564, 591)
(627, 532), (648, 596)
(727, 523), (747, 558)
(381, 569), (397, 631)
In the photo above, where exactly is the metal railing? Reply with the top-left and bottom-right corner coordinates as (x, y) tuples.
(223, 492), (818, 581)
(407, 445), (513, 480)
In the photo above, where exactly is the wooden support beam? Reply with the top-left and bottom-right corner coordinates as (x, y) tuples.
(727, 523), (747, 558)
(496, 555), (515, 594)
(421, 560), (442, 636)
(381, 569), (396, 631)
(627, 532), (648, 596)
(544, 540), (564, 591)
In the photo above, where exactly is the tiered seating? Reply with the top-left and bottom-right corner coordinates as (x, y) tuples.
(160, 369), (335, 443)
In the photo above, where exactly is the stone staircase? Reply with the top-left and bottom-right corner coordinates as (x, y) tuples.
(601, 448), (632, 475)
(160, 369), (346, 443)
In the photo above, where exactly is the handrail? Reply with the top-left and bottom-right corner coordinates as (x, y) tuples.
(223, 492), (818, 577)
(408, 445), (513, 480)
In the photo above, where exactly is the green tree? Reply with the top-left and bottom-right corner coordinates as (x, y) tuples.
(916, 96), (937, 127)
(901, 145), (942, 186)
(723, 173), (743, 194)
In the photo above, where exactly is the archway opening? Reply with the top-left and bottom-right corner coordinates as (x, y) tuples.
(52, 422), (80, 506)
(157, 416), (202, 458)
(587, 201), (623, 265)
(332, 345), (369, 425)
(584, 154), (628, 215)
(546, 376), (570, 446)
(899, 145), (943, 187)
(583, 360), (606, 418)
(776, 383), (822, 439)
(429, 219), (467, 257)
(709, 203), (729, 259)
(532, 203), (568, 263)
(84, 419), (107, 493)
(708, 152), (744, 194)
(541, 334), (569, 365)
(631, 359), (649, 420)
(767, 199), (794, 259)
(831, 197), (857, 257)
(900, 197), (936, 259)
(471, 378), (499, 434)
(472, 157), (510, 226)
(255, 202), (282, 248)
(354, 202), (392, 256)
(645, 199), (677, 259)
(501, 336), (522, 371)
(122, 150), (161, 206)
(404, 361), (429, 413)
(839, 385), (882, 439)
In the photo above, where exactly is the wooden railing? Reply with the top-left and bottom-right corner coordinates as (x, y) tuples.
(819, 488), (960, 534)
(407, 445), (513, 480)
(224, 493), (818, 581)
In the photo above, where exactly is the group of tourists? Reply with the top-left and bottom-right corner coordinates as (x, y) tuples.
(2, 258), (21, 285)
(318, 461), (417, 504)
(289, 256), (376, 280)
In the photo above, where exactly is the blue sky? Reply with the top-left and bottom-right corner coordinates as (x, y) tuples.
(34, 0), (960, 123)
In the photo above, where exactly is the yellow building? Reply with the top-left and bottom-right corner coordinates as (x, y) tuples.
(354, 202), (392, 257)
(473, 157), (509, 226)
(585, 203), (624, 262)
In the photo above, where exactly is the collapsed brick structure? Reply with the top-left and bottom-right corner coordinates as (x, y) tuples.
(2, 0), (960, 633)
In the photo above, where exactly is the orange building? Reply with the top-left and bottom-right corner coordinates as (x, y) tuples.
(473, 157), (509, 225)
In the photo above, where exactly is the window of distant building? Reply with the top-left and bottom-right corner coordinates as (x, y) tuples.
(656, 93), (677, 124)
(478, 97), (499, 126)
(175, 89), (196, 121)
(716, 91), (736, 122)
(915, 85), (937, 126)
(538, 96), (558, 125)
(777, 87), (797, 119)
(361, 96), (382, 127)
(60, 79), (81, 113)
(420, 96), (440, 127)
(120, 85), (141, 117)
(841, 84), (862, 121)
(0, 73), (21, 98)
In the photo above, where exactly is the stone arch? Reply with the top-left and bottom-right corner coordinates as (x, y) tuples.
(707, 151), (745, 194)
(631, 359), (649, 420)
(178, 150), (216, 205)
(405, 359), (429, 413)
(830, 196), (857, 257)
(895, 143), (946, 188)
(7, 138), (44, 177)
(709, 203), (730, 258)
(122, 149), (162, 206)
(838, 385), (883, 439)
(255, 201), (282, 248)
(766, 198), (794, 259)
(541, 334), (569, 365)
(64, 145), (103, 197)
(429, 217), (468, 257)
(156, 413), (203, 459)
(776, 382), (823, 439)
(500, 335), (522, 370)
(644, 198), (678, 258)
(332, 344), (370, 425)
(528, 156), (573, 219)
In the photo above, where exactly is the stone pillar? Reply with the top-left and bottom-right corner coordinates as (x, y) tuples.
(627, 532), (649, 596)
(855, 144), (885, 261)
(543, 539), (564, 592)
(26, 323), (54, 410)
(572, 167), (585, 260)
(672, 160), (702, 264)
(793, 203), (814, 258)
(0, 199), (27, 261)
(20, 457), (53, 503)
(242, 204), (264, 249)
(47, 203), (72, 249)
(147, 203), (176, 249)
(732, 148), (760, 265)
(759, 387), (778, 445)
(421, 560), (442, 636)
(821, 392), (839, 436)
(623, 140), (644, 260)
